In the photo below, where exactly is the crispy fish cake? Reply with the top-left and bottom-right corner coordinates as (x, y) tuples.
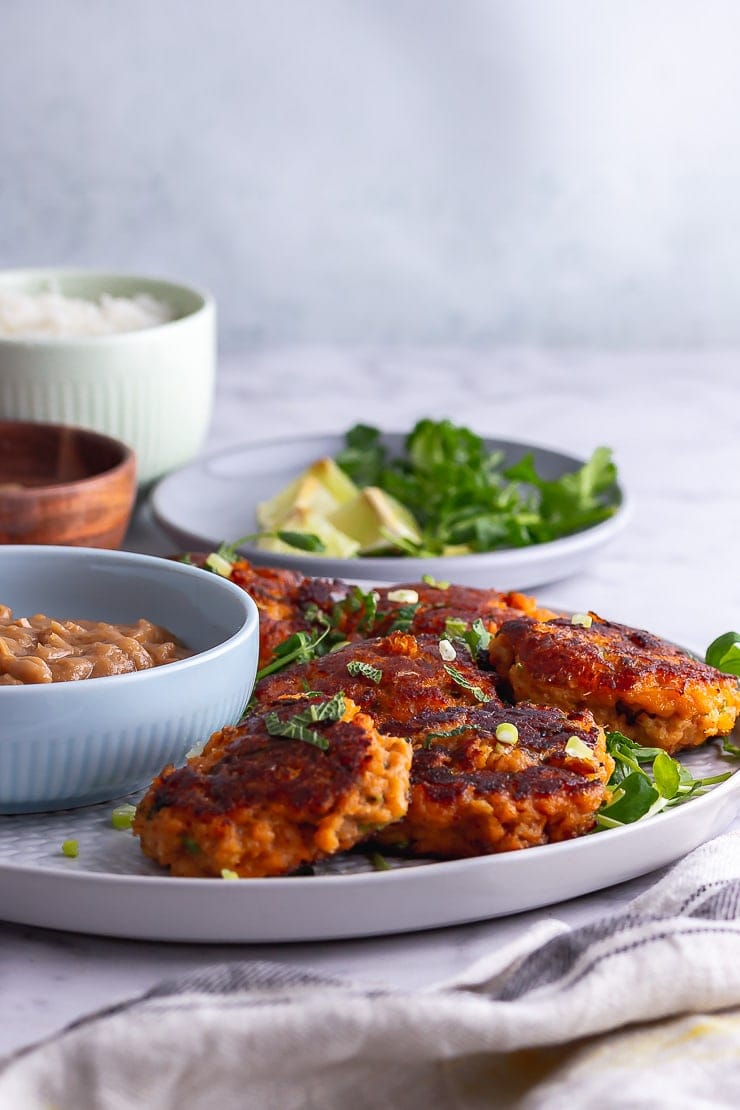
(255, 631), (503, 732)
(133, 695), (411, 878)
(333, 581), (558, 641)
(377, 702), (611, 856)
(227, 559), (349, 668)
(490, 615), (740, 754)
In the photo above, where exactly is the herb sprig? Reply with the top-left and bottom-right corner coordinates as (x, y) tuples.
(334, 419), (619, 556)
(264, 692), (346, 750)
(595, 731), (731, 830)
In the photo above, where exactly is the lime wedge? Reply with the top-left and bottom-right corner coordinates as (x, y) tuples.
(329, 487), (422, 554)
(255, 507), (360, 558)
(257, 458), (358, 530)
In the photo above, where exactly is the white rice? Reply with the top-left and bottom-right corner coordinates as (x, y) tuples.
(0, 288), (174, 338)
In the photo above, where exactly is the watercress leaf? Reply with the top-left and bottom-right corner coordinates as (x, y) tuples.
(652, 750), (681, 799)
(600, 772), (659, 824)
(706, 631), (740, 676)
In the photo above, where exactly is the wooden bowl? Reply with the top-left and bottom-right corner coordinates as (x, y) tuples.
(0, 421), (137, 548)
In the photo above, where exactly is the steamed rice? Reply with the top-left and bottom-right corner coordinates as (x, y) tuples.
(0, 288), (174, 338)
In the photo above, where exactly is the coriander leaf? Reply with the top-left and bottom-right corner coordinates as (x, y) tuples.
(335, 424), (386, 487)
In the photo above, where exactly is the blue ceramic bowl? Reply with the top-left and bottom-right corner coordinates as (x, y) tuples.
(0, 547), (259, 813)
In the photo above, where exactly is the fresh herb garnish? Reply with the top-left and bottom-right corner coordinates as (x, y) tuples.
(706, 631), (740, 677)
(347, 660), (383, 684)
(443, 664), (489, 703)
(201, 530), (327, 577)
(334, 419), (619, 556)
(423, 723), (470, 747)
(335, 585), (380, 635)
(385, 602), (421, 633)
(595, 731), (731, 830)
(263, 693), (346, 750)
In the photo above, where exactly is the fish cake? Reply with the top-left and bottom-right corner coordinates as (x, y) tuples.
(134, 695), (411, 878)
(255, 631), (503, 734)
(376, 701), (611, 856)
(490, 615), (740, 754)
(332, 581), (558, 641)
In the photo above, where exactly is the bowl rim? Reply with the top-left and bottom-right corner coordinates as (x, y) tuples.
(0, 546), (259, 694)
(0, 267), (214, 347)
(0, 418), (137, 496)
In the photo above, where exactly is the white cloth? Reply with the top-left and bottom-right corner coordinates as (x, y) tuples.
(5, 832), (740, 1109)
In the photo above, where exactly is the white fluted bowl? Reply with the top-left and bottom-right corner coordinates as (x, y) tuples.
(0, 547), (259, 813)
(0, 269), (215, 487)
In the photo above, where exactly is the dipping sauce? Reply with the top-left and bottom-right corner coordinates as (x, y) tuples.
(0, 605), (191, 685)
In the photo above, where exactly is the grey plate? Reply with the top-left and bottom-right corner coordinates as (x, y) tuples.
(150, 432), (629, 590)
(0, 740), (737, 944)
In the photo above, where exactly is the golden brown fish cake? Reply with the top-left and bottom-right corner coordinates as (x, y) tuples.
(228, 559), (349, 668)
(133, 695), (411, 878)
(187, 556), (557, 672)
(255, 631), (503, 733)
(490, 615), (740, 754)
(332, 581), (559, 641)
(375, 701), (611, 856)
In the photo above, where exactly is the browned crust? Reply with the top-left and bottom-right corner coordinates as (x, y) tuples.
(255, 631), (503, 732)
(134, 696), (411, 878)
(376, 700), (611, 856)
(490, 615), (740, 753)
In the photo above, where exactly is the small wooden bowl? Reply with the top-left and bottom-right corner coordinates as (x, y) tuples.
(0, 421), (137, 548)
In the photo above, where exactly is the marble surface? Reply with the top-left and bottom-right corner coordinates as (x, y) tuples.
(2, 346), (739, 1058)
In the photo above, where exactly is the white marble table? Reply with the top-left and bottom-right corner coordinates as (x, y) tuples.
(2, 347), (739, 1058)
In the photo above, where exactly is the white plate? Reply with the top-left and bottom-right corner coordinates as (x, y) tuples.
(150, 433), (629, 590)
(0, 742), (737, 943)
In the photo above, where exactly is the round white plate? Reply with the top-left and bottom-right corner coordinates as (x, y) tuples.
(0, 742), (737, 943)
(150, 432), (629, 590)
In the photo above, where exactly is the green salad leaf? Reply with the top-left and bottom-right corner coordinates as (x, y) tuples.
(595, 731), (731, 830)
(706, 631), (740, 677)
(334, 419), (619, 556)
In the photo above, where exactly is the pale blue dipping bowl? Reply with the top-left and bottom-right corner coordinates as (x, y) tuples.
(0, 547), (259, 813)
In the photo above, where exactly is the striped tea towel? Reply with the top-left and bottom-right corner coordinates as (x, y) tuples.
(5, 831), (740, 1109)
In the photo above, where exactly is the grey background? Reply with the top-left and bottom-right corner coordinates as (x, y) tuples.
(2, 0), (740, 352)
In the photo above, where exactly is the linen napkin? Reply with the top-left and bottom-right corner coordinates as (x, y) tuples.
(5, 831), (740, 1109)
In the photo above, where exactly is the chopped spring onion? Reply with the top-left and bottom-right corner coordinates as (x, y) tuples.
(564, 735), (596, 762)
(495, 722), (519, 745)
(387, 588), (419, 605)
(111, 804), (137, 830)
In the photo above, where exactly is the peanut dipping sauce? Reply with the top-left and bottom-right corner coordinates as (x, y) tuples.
(0, 604), (191, 685)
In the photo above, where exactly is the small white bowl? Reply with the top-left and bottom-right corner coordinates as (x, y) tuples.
(0, 269), (216, 487)
(0, 546), (259, 813)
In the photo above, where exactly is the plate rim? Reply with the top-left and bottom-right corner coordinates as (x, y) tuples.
(1, 740), (738, 942)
